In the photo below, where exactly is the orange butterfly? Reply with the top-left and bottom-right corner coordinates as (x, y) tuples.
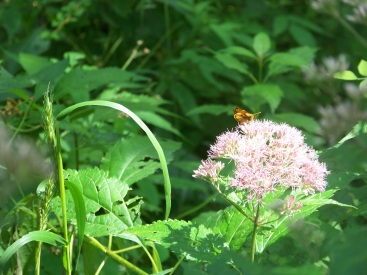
(233, 107), (261, 125)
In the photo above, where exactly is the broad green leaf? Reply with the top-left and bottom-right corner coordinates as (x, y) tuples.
(51, 168), (142, 237)
(357, 59), (367, 76)
(253, 32), (271, 57)
(0, 231), (65, 266)
(268, 47), (317, 78)
(18, 52), (50, 75)
(136, 111), (183, 137)
(102, 136), (179, 185)
(241, 84), (284, 113)
(200, 207), (254, 251)
(124, 220), (227, 263)
(270, 46), (317, 67)
(214, 52), (250, 75)
(57, 100), (172, 219)
(333, 70), (358, 80)
(270, 113), (320, 134)
(289, 24), (316, 47)
(273, 15), (288, 36)
(54, 67), (148, 102)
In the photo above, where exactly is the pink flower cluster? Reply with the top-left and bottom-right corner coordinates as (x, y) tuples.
(193, 120), (329, 201)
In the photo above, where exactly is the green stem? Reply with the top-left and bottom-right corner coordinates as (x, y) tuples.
(56, 122), (71, 274)
(84, 236), (149, 275)
(250, 203), (261, 263)
(258, 56), (263, 83)
(211, 182), (254, 222)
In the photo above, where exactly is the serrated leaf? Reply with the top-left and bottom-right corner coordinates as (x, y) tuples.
(102, 136), (179, 185)
(202, 208), (253, 251)
(51, 168), (142, 237)
(333, 70), (358, 80)
(358, 60), (367, 76)
(123, 220), (227, 262)
(253, 32), (271, 57)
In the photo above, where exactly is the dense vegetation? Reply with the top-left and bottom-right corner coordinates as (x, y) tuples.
(1, 0), (367, 274)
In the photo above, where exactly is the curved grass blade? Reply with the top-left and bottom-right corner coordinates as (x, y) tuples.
(0, 231), (66, 266)
(57, 100), (172, 220)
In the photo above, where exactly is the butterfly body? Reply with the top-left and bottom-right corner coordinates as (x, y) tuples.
(233, 107), (260, 125)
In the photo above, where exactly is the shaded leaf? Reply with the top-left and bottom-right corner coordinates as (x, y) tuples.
(123, 220), (227, 263)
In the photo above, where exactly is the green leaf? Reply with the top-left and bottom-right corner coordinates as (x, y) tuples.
(273, 15), (289, 36)
(136, 111), (183, 137)
(253, 32), (271, 57)
(289, 24), (316, 47)
(52, 168), (142, 237)
(65, 180), (86, 265)
(357, 59), (367, 76)
(18, 52), (50, 75)
(54, 67), (148, 102)
(102, 136), (179, 185)
(0, 231), (65, 267)
(199, 208), (254, 251)
(214, 52), (250, 75)
(220, 46), (256, 59)
(57, 100), (172, 220)
(241, 84), (284, 113)
(333, 70), (358, 80)
(123, 220), (227, 262)
(360, 78), (367, 89)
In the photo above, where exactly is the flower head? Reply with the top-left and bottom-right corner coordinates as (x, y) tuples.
(193, 120), (329, 201)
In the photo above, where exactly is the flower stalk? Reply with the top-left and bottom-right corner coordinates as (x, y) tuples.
(193, 120), (329, 261)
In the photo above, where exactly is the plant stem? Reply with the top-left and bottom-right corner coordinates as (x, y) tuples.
(84, 236), (149, 275)
(56, 121), (71, 274)
(250, 203), (261, 263)
(211, 182), (254, 222)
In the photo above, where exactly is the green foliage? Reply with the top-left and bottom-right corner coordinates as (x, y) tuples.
(1, 0), (367, 273)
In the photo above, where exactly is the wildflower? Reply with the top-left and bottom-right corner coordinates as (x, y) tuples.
(303, 55), (349, 83)
(193, 120), (329, 202)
